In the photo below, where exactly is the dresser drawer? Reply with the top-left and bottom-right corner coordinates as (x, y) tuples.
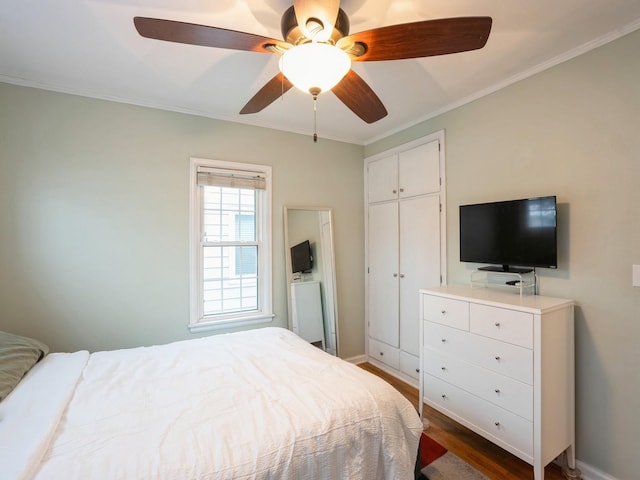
(399, 351), (420, 380)
(423, 348), (533, 420)
(369, 338), (400, 369)
(424, 374), (533, 458)
(424, 321), (533, 384)
(470, 303), (533, 348)
(423, 295), (469, 330)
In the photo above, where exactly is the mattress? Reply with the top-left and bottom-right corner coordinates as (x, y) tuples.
(1, 327), (422, 479)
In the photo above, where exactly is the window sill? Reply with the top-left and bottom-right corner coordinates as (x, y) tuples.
(188, 312), (275, 334)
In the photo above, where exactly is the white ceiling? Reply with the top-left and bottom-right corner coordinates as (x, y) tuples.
(2, 0), (640, 145)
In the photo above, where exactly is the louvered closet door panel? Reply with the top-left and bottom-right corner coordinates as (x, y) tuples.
(399, 195), (441, 356)
(368, 202), (399, 346)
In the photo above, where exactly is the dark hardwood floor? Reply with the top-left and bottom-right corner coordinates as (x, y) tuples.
(359, 362), (568, 480)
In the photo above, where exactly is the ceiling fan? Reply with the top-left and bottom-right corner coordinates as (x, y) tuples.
(134, 0), (491, 125)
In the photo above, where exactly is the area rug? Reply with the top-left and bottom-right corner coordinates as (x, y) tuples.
(415, 432), (489, 480)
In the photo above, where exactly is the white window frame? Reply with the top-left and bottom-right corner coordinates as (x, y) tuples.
(189, 157), (273, 333)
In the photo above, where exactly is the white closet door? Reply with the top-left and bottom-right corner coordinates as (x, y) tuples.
(398, 140), (440, 198)
(399, 195), (441, 356)
(367, 155), (398, 203)
(368, 202), (399, 346)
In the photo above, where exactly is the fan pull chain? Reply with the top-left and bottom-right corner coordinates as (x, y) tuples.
(313, 95), (318, 143)
(309, 87), (321, 143)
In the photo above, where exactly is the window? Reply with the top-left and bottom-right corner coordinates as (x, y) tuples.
(189, 158), (273, 332)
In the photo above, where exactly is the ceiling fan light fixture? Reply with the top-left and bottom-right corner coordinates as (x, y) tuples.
(279, 42), (351, 95)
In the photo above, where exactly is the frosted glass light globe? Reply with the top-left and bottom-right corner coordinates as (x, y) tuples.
(279, 43), (351, 95)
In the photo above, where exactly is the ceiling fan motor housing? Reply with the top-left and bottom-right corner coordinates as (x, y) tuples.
(280, 6), (350, 45)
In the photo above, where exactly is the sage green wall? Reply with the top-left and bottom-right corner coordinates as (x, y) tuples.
(366, 29), (640, 480)
(0, 82), (365, 359)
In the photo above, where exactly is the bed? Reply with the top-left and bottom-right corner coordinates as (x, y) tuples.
(0, 327), (422, 479)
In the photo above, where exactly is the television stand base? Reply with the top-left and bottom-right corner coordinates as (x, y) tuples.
(471, 269), (538, 296)
(478, 265), (533, 274)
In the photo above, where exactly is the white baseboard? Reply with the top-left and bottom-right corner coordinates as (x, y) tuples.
(366, 358), (419, 388)
(577, 460), (619, 480)
(343, 354), (368, 364)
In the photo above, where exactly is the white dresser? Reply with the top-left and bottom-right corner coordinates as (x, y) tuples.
(290, 281), (325, 349)
(419, 286), (575, 480)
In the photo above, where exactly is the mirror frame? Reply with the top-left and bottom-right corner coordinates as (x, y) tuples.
(283, 206), (340, 356)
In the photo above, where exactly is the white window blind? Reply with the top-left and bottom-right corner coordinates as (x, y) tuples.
(196, 169), (266, 190)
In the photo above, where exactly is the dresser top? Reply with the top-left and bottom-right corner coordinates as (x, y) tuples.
(420, 285), (573, 314)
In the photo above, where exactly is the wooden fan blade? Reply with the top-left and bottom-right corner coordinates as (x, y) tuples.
(134, 17), (289, 53)
(338, 17), (492, 62)
(240, 73), (294, 114)
(293, 0), (340, 41)
(332, 70), (387, 123)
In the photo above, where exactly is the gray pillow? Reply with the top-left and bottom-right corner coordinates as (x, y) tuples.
(0, 331), (49, 401)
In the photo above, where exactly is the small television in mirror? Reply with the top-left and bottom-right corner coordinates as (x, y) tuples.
(291, 240), (313, 274)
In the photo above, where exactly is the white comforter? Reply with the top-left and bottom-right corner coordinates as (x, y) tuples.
(1, 327), (422, 480)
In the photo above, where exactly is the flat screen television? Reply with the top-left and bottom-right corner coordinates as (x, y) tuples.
(290, 240), (313, 274)
(459, 196), (557, 273)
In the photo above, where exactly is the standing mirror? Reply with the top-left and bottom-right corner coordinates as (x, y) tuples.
(284, 207), (339, 356)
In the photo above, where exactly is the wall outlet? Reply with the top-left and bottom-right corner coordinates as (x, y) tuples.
(633, 265), (640, 287)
